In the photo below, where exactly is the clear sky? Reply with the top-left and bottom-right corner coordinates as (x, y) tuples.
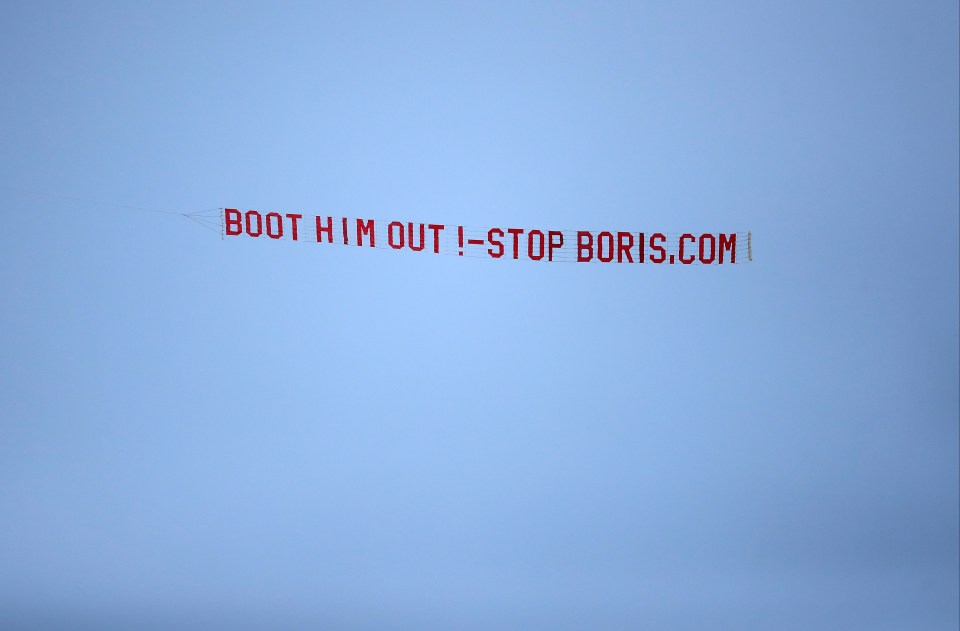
(1, 1), (958, 629)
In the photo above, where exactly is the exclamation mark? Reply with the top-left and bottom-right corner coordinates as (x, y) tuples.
(458, 225), (464, 256)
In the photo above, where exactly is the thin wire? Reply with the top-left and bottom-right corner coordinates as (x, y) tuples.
(185, 216), (221, 233)
(0, 184), (193, 216)
(184, 208), (223, 217)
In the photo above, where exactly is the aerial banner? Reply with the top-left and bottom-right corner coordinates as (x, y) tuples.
(205, 208), (752, 265)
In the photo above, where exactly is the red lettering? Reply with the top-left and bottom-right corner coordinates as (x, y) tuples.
(266, 212), (283, 239)
(597, 231), (614, 262)
(408, 223), (425, 251)
(341, 217), (349, 245)
(507, 228), (524, 259)
(699, 234), (716, 264)
(548, 231), (564, 261)
(487, 228), (504, 258)
(616, 232), (634, 263)
(577, 231), (593, 262)
(388, 221), (404, 249)
(719, 233), (736, 263)
(356, 218), (375, 247)
(315, 216), (334, 243)
(245, 210), (263, 237)
(286, 213), (302, 241)
(638, 232), (645, 263)
(528, 230), (545, 261)
(427, 224), (444, 254)
(224, 208), (242, 236)
(649, 233), (666, 263)
(679, 233), (695, 264)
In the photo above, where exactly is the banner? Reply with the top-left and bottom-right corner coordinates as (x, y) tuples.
(217, 208), (752, 265)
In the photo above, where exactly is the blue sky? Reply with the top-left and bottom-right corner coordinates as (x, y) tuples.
(1, 1), (957, 628)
